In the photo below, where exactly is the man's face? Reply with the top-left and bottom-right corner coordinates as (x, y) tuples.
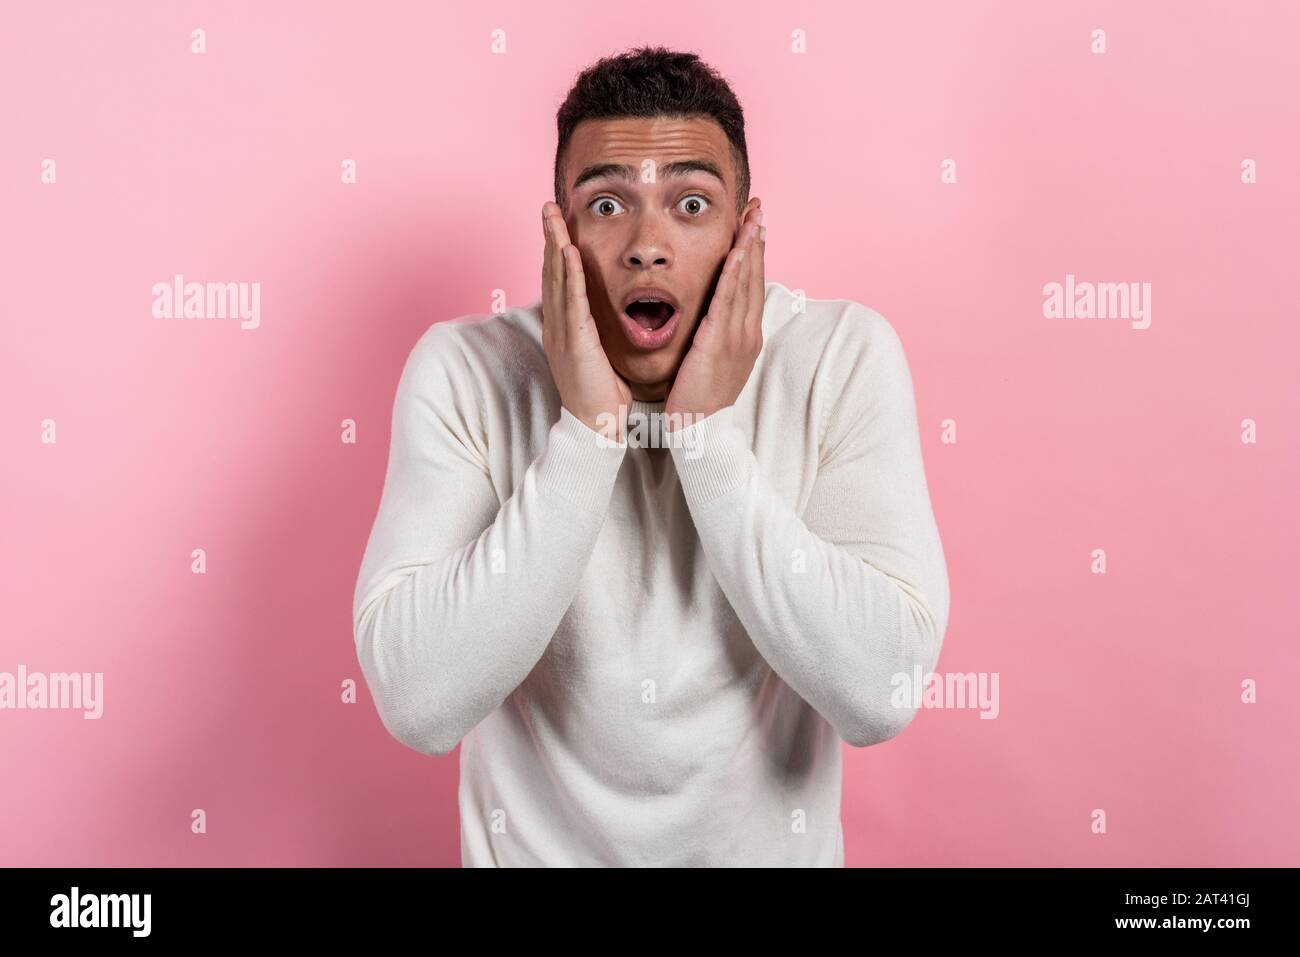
(560, 115), (758, 402)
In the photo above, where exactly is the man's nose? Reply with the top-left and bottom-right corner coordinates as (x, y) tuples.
(623, 213), (672, 269)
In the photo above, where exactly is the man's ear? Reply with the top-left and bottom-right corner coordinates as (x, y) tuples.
(735, 198), (760, 240)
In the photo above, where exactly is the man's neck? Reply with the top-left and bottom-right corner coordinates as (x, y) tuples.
(630, 382), (669, 404)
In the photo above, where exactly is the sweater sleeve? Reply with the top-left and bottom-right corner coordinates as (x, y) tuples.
(352, 325), (627, 756)
(667, 311), (950, 748)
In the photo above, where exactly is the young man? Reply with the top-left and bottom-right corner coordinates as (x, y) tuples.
(352, 46), (950, 867)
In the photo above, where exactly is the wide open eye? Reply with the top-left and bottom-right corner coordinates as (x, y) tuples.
(590, 196), (625, 217)
(677, 194), (710, 216)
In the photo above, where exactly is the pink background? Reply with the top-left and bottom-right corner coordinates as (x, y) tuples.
(2, 1), (1297, 866)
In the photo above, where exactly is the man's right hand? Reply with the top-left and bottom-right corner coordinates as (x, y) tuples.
(541, 201), (631, 442)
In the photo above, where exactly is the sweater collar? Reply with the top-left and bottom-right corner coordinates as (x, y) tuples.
(630, 398), (667, 416)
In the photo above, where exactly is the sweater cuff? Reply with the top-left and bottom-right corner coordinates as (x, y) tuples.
(669, 405), (754, 504)
(535, 406), (628, 513)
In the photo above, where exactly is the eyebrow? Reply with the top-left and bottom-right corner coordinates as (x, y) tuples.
(570, 159), (726, 193)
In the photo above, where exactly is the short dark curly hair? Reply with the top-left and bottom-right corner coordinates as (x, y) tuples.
(553, 46), (750, 219)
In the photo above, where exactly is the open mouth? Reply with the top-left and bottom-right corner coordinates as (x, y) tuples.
(624, 297), (677, 331)
(618, 287), (681, 350)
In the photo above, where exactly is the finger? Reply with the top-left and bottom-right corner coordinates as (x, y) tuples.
(549, 203), (575, 248)
(748, 217), (766, 336)
(544, 203), (565, 291)
(729, 217), (761, 335)
(563, 244), (592, 339)
(709, 233), (747, 329)
(548, 203), (584, 335)
(542, 203), (565, 342)
(718, 206), (761, 311)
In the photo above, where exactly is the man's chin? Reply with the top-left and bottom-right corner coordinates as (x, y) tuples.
(598, 312), (693, 398)
(616, 357), (681, 402)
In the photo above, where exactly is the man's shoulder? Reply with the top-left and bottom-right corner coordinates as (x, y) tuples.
(762, 281), (904, 371)
(406, 301), (544, 373)
(760, 284), (918, 451)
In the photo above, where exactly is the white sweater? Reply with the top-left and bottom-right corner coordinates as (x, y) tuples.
(352, 280), (950, 867)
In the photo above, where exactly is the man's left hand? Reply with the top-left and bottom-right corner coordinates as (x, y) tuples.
(664, 201), (766, 430)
